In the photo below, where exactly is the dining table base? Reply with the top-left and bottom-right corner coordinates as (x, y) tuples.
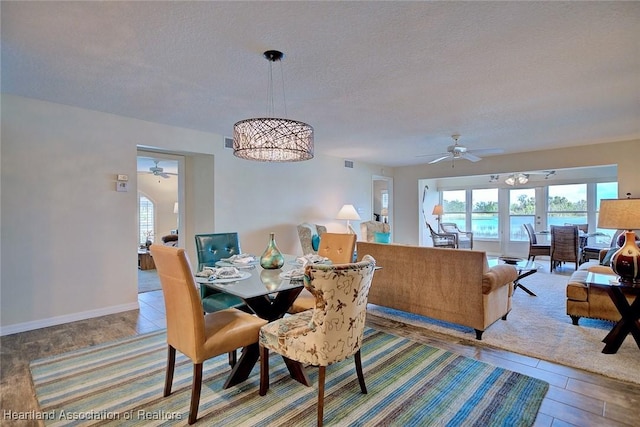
(220, 286), (311, 389)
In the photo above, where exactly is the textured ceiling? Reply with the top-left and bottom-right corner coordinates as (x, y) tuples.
(2, 1), (639, 167)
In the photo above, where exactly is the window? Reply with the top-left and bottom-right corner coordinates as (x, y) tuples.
(442, 190), (466, 230)
(471, 188), (499, 239)
(595, 182), (618, 243)
(548, 184), (587, 228)
(509, 188), (536, 241)
(139, 195), (155, 245)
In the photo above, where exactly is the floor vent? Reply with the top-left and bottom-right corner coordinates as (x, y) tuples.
(224, 137), (234, 149)
(344, 160), (354, 168)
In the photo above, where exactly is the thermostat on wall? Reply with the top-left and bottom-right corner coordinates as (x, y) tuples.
(117, 174), (129, 181)
(116, 181), (129, 192)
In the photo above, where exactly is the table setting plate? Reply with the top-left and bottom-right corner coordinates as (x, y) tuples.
(207, 271), (252, 283)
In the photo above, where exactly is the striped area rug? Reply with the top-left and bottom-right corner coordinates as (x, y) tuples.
(30, 328), (548, 426)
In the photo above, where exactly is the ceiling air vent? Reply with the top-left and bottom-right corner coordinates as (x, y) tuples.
(224, 137), (234, 149)
(344, 160), (354, 169)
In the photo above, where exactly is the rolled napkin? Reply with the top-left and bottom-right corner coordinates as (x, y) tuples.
(296, 254), (330, 266)
(222, 253), (257, 265)
(196, 266), (242, 280)
(280, 268), (305, 279)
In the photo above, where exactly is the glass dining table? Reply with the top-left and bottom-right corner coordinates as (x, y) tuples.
(194, 255), (310, 388)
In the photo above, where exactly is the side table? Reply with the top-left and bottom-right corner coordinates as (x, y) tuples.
(138, 250), (155, 270)
(587, 272), (640, 354)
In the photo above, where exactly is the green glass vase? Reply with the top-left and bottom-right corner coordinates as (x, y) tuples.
(260, 232), (285, 269)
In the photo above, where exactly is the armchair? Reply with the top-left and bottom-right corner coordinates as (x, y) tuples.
(440, 222), (473, 249)
(426, 222), (456, 248)
(360, 220), (390, 243)
(297, 223), (327, 255)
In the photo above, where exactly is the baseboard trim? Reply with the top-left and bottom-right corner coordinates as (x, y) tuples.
(0, 302), (140, 336)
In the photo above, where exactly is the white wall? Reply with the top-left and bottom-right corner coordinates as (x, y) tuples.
(1, 95), (384, 334)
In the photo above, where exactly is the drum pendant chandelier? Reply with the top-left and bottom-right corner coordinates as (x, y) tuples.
(233, 50), (314, 162)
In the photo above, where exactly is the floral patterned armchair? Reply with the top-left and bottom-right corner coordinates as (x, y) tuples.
(259, 255), (376, 426)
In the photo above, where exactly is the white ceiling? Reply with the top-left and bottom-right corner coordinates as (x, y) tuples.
(2, 1), (639, 167)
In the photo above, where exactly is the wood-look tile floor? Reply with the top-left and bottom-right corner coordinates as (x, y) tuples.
(2, 281), (639, 426)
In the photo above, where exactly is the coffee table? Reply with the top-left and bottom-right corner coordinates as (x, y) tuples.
(489, 257), (540, 296)
(586, 272), (640, 354)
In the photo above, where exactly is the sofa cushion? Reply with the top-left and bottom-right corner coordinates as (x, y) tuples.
(567, 270), (589, 302)
(601, 247), (616, 266)
(311, 234), (320, 251)
(374, 232), (391, 244)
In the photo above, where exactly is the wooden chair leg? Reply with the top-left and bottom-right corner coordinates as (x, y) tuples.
(259, 345), (269, 396)
(317, 366), (326, 427)
(164, 345), (176, 397)
(354, 349), (367, 394)
(188, 363), (203, 425)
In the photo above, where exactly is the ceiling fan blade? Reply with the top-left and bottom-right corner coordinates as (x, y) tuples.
(428, 155), (451, 164)
(159, 173), (171, 178)
(468, 148), (504, 156)
(463, 153), (482, 162)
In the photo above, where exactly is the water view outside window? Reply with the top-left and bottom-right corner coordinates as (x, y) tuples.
(442, 190), (466, 230)
(139, 195), (154, 245)
(472, 188), (499, 239)
(548, 184), (587, 228)
(510, 188), (536, 241)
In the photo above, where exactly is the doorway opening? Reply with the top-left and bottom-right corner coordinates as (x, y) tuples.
(136, 150), (184, 293)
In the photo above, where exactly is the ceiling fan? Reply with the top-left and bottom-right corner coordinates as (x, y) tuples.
(148, 160), (175, 179)
(418, 135), (504, 165)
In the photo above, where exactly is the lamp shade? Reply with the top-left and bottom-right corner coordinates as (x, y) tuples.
(336, 204), (361, 221)
(380, 208), (389, 216)
(432, 205), (443, 216)
(597, 198), (640, 284)
(597, 199), (640, 230)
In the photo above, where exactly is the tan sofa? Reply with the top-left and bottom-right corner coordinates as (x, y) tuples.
(566, 249), (636, 325)
(356, 242), (518, 340)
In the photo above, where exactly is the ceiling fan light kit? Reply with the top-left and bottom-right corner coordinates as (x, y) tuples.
(505, 173), (529, 186)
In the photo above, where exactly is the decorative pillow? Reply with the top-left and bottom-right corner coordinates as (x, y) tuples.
(601, 248), (617, 266)
(374, 232), (391, 244)
(311, 234), (321, 251)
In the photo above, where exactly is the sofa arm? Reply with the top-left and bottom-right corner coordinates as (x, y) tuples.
(482, 265), (518, 294)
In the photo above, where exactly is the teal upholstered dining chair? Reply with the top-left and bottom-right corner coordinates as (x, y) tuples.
(194, 233), (246, 313)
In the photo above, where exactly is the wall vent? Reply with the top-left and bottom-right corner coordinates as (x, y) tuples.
(224, 137), (234, 149)
(344, 160), (354, 169)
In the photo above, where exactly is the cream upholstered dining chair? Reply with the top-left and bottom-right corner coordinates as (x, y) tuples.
(297, 223), (327, 255)
(360, 220), (390, 243)
(289, 233), (357, 314)
(259, 255), (376, 427)
(149, 244), (267, 425)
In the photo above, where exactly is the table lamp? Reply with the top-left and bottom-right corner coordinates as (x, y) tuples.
(597, 196), (640, 284)
(337, 204), (360, 234)
(380, 208), (389, 223)
(432, 204), (443, 227)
